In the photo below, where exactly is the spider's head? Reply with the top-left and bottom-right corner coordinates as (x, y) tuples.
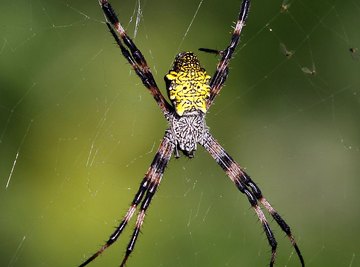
(164, 52), (211, 116)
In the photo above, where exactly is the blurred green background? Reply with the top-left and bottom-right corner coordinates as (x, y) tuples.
(1, 0), (359, 266)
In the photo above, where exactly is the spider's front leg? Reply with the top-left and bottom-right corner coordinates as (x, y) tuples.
(79, 133), (175, 267)
(201, 131), (305, 267)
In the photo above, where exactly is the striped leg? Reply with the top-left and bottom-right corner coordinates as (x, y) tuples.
(200, 0), (250, 109)
(119, 135), (174, 266)
(237, 171), (305, 266)
(201, 131), (304, 267)
(99, 0), (172, 116)
(79, 134), (175, 267)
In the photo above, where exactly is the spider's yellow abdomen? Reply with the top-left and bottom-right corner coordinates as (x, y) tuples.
(165, 52), (211, 116)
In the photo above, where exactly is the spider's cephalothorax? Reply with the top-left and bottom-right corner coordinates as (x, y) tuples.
(167, 110), (207, 158)
(80, 1), (305, 267)
(165, 52), (210, 158)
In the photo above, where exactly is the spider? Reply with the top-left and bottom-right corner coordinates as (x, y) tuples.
(79, 0), (305, 266)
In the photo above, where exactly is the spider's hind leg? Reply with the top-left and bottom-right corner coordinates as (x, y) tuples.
(198, 48), (223, 56)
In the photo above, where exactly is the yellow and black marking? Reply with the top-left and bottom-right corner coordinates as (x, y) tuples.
(165, 52), (211, 116)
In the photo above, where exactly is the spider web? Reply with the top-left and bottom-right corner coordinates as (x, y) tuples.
(0, 0), (359, 266)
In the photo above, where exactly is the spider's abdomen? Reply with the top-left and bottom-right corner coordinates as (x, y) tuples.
(165, 52), (211, 116)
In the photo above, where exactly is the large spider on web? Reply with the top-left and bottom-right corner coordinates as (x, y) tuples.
(79, 0), (305, 266)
